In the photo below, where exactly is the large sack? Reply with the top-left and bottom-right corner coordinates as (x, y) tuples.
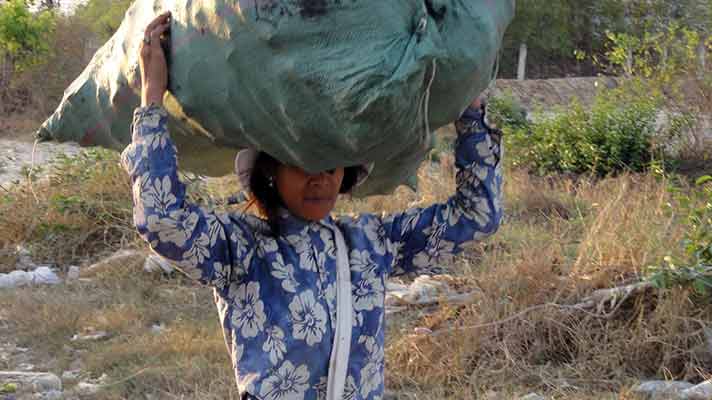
(36, 0), (514, 195)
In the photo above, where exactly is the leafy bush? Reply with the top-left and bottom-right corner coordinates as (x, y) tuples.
(647, 176), (712, 296)
(487, 91), (529, 130)
(504, 87), (663, 176)
(0, 0), (55, 72)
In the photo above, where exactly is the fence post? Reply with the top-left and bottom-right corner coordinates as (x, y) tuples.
(517, 42), (527, 81)
(699, 40), (707, 79)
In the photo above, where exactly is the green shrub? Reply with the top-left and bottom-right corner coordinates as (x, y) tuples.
(487, 91), (529, 130)
(504, 86), (663, 177)
(647, 176), (712, 296)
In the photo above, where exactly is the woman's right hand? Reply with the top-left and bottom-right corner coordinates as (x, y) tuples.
(139, 11), (171, 107)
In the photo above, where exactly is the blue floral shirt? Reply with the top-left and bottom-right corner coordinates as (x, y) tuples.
(120, 103), (503, 400)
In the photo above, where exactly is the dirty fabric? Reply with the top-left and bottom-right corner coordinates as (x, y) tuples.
(120, 101), (503, 399)
(39, 0), (514, 195)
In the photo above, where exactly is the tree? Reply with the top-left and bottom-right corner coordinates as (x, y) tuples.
(0, 0), (55, 101)
(498, 0), (712, 79)
(74, 0), (133, 41)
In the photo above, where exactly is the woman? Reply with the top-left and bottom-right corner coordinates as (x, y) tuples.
(122, 11), (504, 400)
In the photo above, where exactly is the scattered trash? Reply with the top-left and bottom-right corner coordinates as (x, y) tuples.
(71, 330), (110, 342)
(144, 254), (175, 274)
(76, 373), (108, 395)
(150, 323), (166, 335)
(0, 267), (62, 289)
(632, 380), (695, 400)
(66, 266), (80, 281)
(385, 275), (480, 310)
(683, 380), (712, 400)
(413, 327), (433, 335)
(0, 372), (62, 392)
(61, 370), (81, 381)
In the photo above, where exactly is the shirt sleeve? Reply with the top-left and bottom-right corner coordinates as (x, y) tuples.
(120, 103), (256, 290)
(382, 104), (504, 277)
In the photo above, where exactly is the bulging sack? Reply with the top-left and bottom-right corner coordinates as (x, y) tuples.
(37, 0), (515, 195)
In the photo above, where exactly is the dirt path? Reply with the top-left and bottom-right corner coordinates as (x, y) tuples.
(0, 139), (82, 189)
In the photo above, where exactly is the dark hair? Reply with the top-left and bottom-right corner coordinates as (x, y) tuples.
(247, 152), (360, 234)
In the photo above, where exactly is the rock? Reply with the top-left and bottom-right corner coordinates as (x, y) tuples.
(65, 267), (80, 282)
(683, 380), (712, 400)
(0, 372), (62, 392)
(143, 254), (175, 274)
(86, 250), (146, 275)
(519, 394), (545, 400)
(632, 381), (694, 400)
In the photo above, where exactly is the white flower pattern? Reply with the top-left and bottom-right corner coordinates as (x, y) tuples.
(271, 254), (299, 293)
(259, 360), (310, 400)
(263, 326), (287, 365)
(231, 281), (266, 338)
(359, 335), (384, 398)
(289, 290), (328, 346)
(352, 273), (385, 312)
(122, 103), (503, 399)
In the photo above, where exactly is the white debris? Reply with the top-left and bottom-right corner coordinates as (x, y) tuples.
(413, 327), (433, 335)
(0, 371), (63, 392)
(683, 380), (712, 400)
(61, 370), (81, 381)
(76, 373), (108, 395)
(66, 266), (80, 281)
(0, 267), (62, 289)
(32, 267), (62, 285)
(150, 323), (166, 335)
(39, 390), (64, 400)
(143, 254), (176, 274)
(17, 362), (35, 371)
(75, 381), (102, 395)
(71, 330), (109, 342)
(632, 381), (694, 400)
(519, 394), (546, 400)
(385, 275), (480, 308)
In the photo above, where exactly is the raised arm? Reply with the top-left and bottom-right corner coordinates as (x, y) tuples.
(119, 12), (254, 291)
(382, 100), (504, 277)
(120, 104), (256, 290)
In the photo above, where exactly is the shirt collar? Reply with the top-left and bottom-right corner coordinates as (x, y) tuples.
(275, 207), (336, 236)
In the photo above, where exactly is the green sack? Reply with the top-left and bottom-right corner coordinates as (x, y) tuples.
(37, 0), (514, 196)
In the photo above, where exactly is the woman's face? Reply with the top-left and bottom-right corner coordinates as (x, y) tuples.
(275, 165), (344, 221)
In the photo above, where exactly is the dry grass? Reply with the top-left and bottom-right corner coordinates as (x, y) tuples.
(0, 148), (710, 399)
(0, 149), (137, 266)
(381, 166), (710, 399)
